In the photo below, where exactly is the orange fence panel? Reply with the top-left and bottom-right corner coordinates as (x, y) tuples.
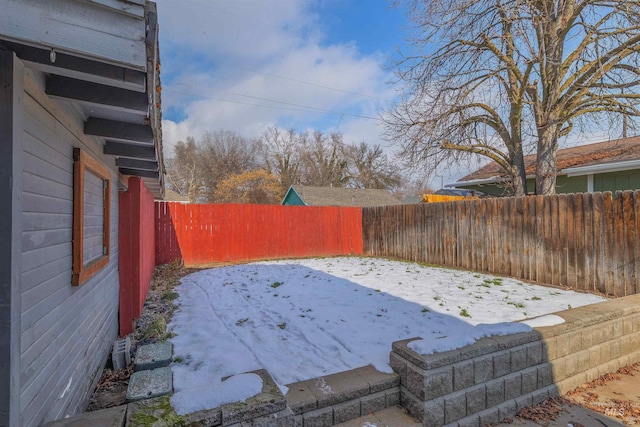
(155, 203), (364, 266)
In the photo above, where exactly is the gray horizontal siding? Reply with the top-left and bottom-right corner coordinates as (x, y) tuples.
(20, 79), (120, 426)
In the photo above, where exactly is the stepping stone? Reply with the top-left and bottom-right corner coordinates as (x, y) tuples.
(134, 342), (172, 371)
(126, 366), (173, 402)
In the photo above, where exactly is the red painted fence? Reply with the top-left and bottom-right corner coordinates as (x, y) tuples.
(119, 177), (156, 335)
(155, 202), (364, 266)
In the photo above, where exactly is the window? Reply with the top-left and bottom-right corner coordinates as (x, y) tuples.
(72, 148), (111, 286)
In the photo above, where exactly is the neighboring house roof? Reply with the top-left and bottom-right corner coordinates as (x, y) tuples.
(283, 185), (401, 207)
(164, 189), (190, 203)
(456, 136), (640, 185)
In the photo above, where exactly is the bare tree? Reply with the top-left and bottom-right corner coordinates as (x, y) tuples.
(345, 142), (402, 189)
(390, 0), (640, 195)
(260, 126), (302, 189)
(165, 137), (202, 203)
(212, 169), (284, 204)
(387, 0), (533, 196)
(300, 131), (350, 187)
(198, 130), (261, 202)
(524, 0), (640, 194)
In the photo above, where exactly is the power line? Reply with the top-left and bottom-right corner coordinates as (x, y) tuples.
(164, 88), (383, 121)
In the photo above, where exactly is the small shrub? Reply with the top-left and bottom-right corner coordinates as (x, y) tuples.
(460, 308), (471, 318)
(271, 282), (283, 288)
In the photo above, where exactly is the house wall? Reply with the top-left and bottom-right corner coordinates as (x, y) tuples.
(19, 70), (120, 426)
(460, 175), (588, 196)
(594, 169), (640, 192)
(119, 176), (156, 336)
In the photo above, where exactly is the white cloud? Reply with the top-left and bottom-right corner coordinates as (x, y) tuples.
(155, 0), (398, 157)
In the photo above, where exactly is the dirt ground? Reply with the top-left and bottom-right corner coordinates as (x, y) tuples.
(86, 262), (195, 412)
(495, 362), (640, 426)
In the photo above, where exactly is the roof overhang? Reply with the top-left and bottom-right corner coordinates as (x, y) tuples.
(563, 159), (640, 177)
(0, 0), (165, 198)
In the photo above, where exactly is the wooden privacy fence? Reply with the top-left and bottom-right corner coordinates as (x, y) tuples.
(155, 202), (363, 266)
(363, 191), (640, 297)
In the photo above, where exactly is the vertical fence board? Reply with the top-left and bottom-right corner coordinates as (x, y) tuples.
(592, 192), (605, 293)
(574, 194), (586, 291)
(622, 191), (635, 296)
(582, 193), (594, 291)
(613, 192), (626, 296)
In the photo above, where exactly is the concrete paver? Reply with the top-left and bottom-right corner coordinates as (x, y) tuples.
(495, 401), (627, 426)
(334, 406), (421, 427)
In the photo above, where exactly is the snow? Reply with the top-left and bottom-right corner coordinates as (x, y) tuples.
(522, 314), (566, 328)
(168, 257), (605, 414)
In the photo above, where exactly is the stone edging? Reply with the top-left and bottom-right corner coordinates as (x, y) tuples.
(390, 294), (640, 426)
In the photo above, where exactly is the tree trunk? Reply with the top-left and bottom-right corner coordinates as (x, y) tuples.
(510, 148), (528, 197)
(535, 125), (560, 195)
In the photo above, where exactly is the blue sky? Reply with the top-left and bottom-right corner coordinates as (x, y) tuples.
(154, 0), (447, 174)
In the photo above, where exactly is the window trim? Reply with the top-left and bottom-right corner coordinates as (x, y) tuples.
(72, 148), (111, 286)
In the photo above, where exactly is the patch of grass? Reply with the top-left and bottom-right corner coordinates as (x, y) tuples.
(507, 301), (526, 309)
(530, 296), (542, 301)
(142, 317), (172, 341)
(130, 395), (185, 427)
(422, 308), (429, 313)
(236, 318), (249, 326)
(568, 304), (572, 309)
(375, 289), (381, 292)
(433, 296), (441, 301)
(173, 356), (184, 364)
(458, 286), (466, 290)
(273, 294), (279, 297)
(460, 308), (471, 318)
(278, 322), (287, 329)
(162, 290), (179, 301)
(271, 282), (283, 288)
(483, 278), (503, 286)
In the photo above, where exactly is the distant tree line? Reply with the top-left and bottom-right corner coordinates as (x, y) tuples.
(165, 127), (407, 204)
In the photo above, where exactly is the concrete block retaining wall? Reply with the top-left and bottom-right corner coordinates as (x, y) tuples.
(284, 365), (400, 426)
(390, 294), (640, 427)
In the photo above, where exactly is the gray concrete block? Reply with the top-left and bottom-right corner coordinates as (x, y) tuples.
(304, 369), (369, 408)
(465, 384), (485, 415)
(473, 355), (493, 384)
(530, 387), (549, 405)
(493, 350), (511, 378)
(453, 360), (474, 391)
(510, 345), (528, 372)
(221, 369), (287, 425)
(134, 341), (172, 371)
(126, 366), (172, 402)
(301, 406), (332, 427)
(405, 362), (425, 399)
(185, 405), (223, 426)
(112, 337), (131, 370)
(332, 399), (360, 424)
(400, 386), (424, 422)
(444, 390), (467, 424)
(355, 365), (400, 392)
(424, 366), (453, 400)
(46, 405), (126, 427)
(294, 415), (302, 427)
(497, 399), (517, 421)
(360, 391), (386, 415)
(389, 351), (408, 385)
(485, 378), (504, 408)
(457, 414), (481, 427)
(514, 394), (532, 412)
(284, 381), (317, 414)
(240, 407), (295, 427)
(520, 367), (538, 394)
(422, 397), (445, 427)
(568, 331), (583, 353)
(526, 341), (543, 366)
(385, 387), (400, 407)
(503, 372), (522, 401)
(477, 407), (500, 426)
(537, 363), (553, 388)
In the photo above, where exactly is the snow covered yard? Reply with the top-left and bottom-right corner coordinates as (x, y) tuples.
(168, 256), (606, 415)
